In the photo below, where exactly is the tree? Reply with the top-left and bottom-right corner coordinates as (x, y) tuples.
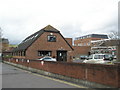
(0, 27), (2, 38)
(108, 31), (119, 40)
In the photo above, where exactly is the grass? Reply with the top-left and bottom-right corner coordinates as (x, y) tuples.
(9, 44), (18, 47)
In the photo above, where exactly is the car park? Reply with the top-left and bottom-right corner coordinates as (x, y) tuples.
(83, 54), (113, 64)
(37, 56), (57, 61)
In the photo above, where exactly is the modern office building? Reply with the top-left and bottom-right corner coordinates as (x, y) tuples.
(74, 34), (108, 46)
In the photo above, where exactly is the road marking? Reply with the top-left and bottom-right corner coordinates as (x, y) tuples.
(14, 67), (87, 88)
(32, 73), (86, 88)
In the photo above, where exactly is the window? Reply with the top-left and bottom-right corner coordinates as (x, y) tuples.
(21, 51), (26, 56)
(94, 55), (99, 59)
(87, 43), (90, 46)
(94, 55), (104, 59)
(88, 55), (93, 59)
(48, 35), (56, 42)
(38, 51), (52, 56)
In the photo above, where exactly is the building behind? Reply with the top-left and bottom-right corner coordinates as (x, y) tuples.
(91, 39), (120, 59)
(12, 25), (74, 62)
(0, 38), (9, 52)
(74, 34), (108, 46)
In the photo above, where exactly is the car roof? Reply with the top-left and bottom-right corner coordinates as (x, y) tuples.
(92, 54), (110, 55)
(43, 56), (52, 58)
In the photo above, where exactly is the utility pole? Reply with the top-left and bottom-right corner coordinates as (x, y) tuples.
(116, 40), (120, 62)
(117, 2), (120, 62)
(0, 27), (2, 60)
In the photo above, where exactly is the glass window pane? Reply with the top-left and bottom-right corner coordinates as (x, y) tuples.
(48, 35), (56, 42)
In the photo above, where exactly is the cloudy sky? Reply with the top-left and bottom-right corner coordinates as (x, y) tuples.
(0, 0), (119, 44)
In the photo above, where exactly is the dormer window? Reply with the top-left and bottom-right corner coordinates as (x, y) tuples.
(48, 35), (56, 42)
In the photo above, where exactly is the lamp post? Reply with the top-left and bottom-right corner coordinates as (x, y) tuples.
(116, 40), (120, 62)
(117, 2), (120, 62)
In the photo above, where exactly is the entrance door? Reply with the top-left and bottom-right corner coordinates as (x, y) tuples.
(57, 51), (67, 61)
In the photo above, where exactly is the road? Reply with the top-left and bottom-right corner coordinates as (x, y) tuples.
(2, 63), (87, 88)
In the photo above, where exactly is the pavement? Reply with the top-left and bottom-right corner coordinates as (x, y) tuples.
(2, 63), (88, 88)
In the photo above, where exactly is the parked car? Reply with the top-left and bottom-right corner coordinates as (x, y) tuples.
(37, 56), (57, 61)
(80, 55), (88, 60)
(83, 54), (113, 64)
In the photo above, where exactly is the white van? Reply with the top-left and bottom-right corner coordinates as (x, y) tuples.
(83, 54), (113, 64)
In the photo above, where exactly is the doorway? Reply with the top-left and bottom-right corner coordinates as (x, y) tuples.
(57, 50), (67, 61)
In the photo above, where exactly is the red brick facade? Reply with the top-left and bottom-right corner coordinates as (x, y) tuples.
(74, 34), (108, 46)
(74, 37), (103, 46)
(26, 32), (73, 61)
(73, 46), (91, 57)
(65, 38), (72, 46)
(13, 25), (73, 62)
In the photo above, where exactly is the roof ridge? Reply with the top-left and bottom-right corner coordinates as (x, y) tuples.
(42, 25), (59, 32)
(13, 25), (60, 51)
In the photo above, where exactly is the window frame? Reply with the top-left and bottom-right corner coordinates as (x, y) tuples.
(38, 50), (52, 56)
(47, 35), (56, 42)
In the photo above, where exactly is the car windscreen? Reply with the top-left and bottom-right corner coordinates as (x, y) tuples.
(94, 55), (104, 59)
(104, 55), (109, 58)
(44, 57), (51, 59)
(88, 55), (93, 59)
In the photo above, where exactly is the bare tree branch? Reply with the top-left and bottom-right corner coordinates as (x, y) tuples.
(108, 31), (119, 39)
(0, 27), (3, 38)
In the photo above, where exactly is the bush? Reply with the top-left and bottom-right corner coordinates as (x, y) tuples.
(3, 55), (12, 58)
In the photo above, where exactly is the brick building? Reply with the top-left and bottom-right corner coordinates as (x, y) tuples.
(12, 25), (74, 62)
(73, 46), (91, 58)
(74, 34), (108, 46)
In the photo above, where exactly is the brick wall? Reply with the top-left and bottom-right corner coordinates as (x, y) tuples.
(4, 58), (120, 88)
(73, 46), (91, 57)
(74, 38), (103, 46)
(65, 38), (72, 46)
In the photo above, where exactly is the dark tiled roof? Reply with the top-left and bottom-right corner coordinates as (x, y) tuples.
(13, 30), (44, 51)
(42, 25), (60, 32)
(13, 25), (73, 52)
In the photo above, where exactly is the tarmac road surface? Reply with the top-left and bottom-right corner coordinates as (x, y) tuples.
(2, 63), (87, 88)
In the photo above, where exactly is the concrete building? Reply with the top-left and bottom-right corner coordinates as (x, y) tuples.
(12, 25), (74, 62)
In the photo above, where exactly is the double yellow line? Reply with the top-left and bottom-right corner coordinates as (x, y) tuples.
(32, 72), (86, 88)
(15, 67), (87, 88)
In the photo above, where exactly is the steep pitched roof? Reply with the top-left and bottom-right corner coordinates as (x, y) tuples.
(13, 25), (73, 52)
(42, 25), (59, 32)
(13, 30), (44, 51)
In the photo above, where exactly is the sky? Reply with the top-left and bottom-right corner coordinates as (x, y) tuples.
(0, 0), (119, 44)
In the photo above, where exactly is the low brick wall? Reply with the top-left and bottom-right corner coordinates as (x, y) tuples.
(3, 58), (120, 88)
